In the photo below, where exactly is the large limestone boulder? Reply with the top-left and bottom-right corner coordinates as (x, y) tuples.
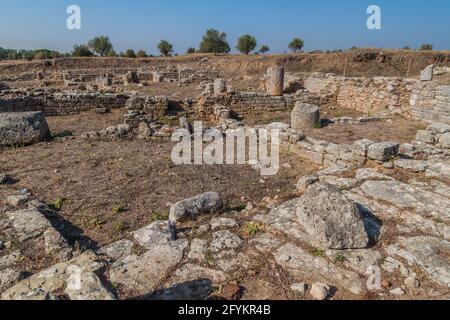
(291, 103), (320, 130)
(296, 183), (369, 249)
(0, 112), (50, 146)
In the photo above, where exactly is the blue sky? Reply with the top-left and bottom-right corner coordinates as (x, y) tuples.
(0, 0), (449, 54)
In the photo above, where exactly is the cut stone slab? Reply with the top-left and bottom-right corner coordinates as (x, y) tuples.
(132, 220), (175, 249)
(6, 208), (53, 241)
(0, 111), (50, 146)
(291, 103), (321, 130)
(64, 270), (116, 300)
(97, 239), (134, 261)
(210, 218), (238, 230)
(169, 192), (223, 223)
(420, 64), (434, 81)
(296, 183), (369, 249)
(352, 139), (373, 157)
(1, 251), (104, 300)
(210, 231), (243, 253)
(109, 239), (188, 296)
(427, 123), (450, 134)
(386, 236), (450, 287)
(426, 162), (450, 180)
(266, 122), (290, 131)
(360, 180), (450, 222)
(367, 142), (400, 162)
(356, 168), (394, 181)
(273, 243), (365, 295)
(416, 130), (436, 144)
(394, 159), (429, 173)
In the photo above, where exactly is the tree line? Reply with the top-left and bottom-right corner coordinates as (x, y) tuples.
(0, 28), (437, 61)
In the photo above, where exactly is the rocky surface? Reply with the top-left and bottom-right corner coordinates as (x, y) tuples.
(0, 111), (50, 146)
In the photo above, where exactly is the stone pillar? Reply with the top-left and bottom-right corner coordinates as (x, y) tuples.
(214, 78), (227, 95)
(291, 102), (321, 130)
(266, 66), (284, 96)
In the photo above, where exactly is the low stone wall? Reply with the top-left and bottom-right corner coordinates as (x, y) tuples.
(0, 91), (129, 116)
(285, 72), (450, 123)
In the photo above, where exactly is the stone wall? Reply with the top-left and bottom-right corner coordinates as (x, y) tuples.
(0, 91), (128, 116)
(287, 72), (450, 123)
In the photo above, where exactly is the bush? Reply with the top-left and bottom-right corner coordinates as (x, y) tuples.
(199, 29), (230, 53)
(72, 45), (94, 57)
(34, 52), (46, 60)
(106, 49), (117, 57)
(288, 38), (304, 52)
(259, 45), (270, 54)
(136, 50), (148, 58)
(186, 47), (196, 54)
(236, 34), (257, 55)
(420, 44), (433, 51)
(87, 36), (113, 56)
(125, 49), (137, 58)
(157, 40), (173, 56)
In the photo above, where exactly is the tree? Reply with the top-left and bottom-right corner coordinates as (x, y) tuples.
(125, 49), (137, 58)
(186, 47), (196, 54)
(260, 45), (270, 54)
(106, 49), (117, 57)
(87, 36), (113, 57)
(137, 50), (148, 58)
(420, 44), (433, 51)
(199, 29), (230, 53)
(72, 45), (94, 57)
(403, 46), (411, 50)
(236, 34), (257, 54)
(157, 40), (173, 56)
(288, 38), (304, 52)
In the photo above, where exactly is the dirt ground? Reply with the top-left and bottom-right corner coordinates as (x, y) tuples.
(0, 111), (319, 250)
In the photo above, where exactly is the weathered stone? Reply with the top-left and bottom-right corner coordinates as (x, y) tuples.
(394, 159), (429, 173)
(109, 239), (188, 296)
(1, 251), (104, 300)
(169, 192), (223, 222)
(210, 231), (243, 253)
(0, 112), (50, 146)
(291, 103), (320, 130)
(296, 183), (369, 249)
(273, 243), (365, 294)
(266, 122), (290, 131)
(352, 139), (373, 157)
(390, 288), (406, 296)
(427, 123), (450, 134)
(6, 208), (52, 241)
(386, 236), (450, 287)
(356, 168), (393, 181)
(249, 233), (283, 253)
(0, 268), (24, 293)
(310, 282), (332, 300)
(426, 162), (450, 180)
(290, 283), (308, 295)
(214, 78), (227, 95)
(361, 180), (450, 222)
(296, 175), (319, 193)
(6, 194), (30, 207)
(416, 130), (436, 144)
(132, 220), (175, 249)
(420, 64), (434, 81)
(439, 133), (450, 148)
(367, 142), (400, 162)
(64, 269), (116, 300)
(97, 239), (134, 261)
(266, 66), (284, 96)
(188, 238), (209, 262)
(43, 228), (72, 261)
(210, 218), (238, 230)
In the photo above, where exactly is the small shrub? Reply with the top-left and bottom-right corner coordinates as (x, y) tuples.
(150, 212), (167, 222)
(310, 248), (325, 257)
(112, 205), (126, 214)
(246, 222), (261, 236)
(419, 44), (433, 51)
(49, 198), (69, 210)
(335, 254), (346, 264)
(114, 221), (129, 234)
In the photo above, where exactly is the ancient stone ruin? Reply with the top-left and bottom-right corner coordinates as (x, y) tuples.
(1, 53), (449, 301)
